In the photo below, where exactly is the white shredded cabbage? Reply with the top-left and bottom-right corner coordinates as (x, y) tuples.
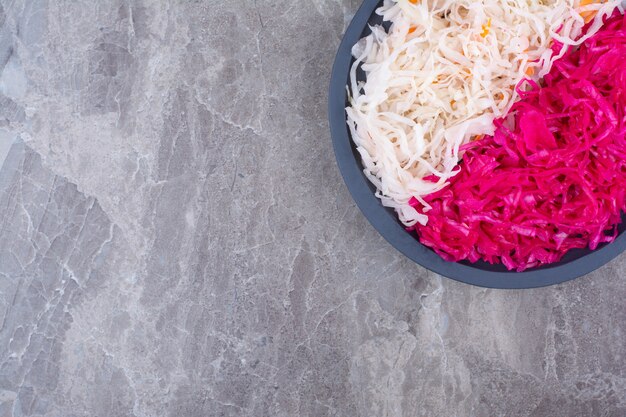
(347, 0), (623, 226)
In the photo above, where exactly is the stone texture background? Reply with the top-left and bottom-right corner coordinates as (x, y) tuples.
(0, 1), (624, 416)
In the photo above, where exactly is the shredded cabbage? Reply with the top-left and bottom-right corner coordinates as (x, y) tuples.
(415, 11), (626, 271)
(347, 0), (622, 226)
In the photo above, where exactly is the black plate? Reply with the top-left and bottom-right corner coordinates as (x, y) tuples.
(328, 0), (626, 289)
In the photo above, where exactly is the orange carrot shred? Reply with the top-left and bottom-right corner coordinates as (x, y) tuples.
(579, 0), (607, 24)
(480, 18), (492, 38)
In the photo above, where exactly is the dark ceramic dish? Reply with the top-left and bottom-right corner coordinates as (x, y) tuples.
(328, 0), (626, 289)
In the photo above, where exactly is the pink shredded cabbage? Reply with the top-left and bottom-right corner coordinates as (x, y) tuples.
(414, 12), (626, 271)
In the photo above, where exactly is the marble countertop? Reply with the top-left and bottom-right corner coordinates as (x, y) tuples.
(0, 1), (624, 416)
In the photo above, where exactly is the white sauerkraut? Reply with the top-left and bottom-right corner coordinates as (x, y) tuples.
(347, 0), (622, 226)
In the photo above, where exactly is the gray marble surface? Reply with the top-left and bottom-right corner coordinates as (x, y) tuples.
(0, 1), (624, 416)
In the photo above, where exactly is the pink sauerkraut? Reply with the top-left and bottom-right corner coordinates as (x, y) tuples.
(414, 12), (626, 271)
